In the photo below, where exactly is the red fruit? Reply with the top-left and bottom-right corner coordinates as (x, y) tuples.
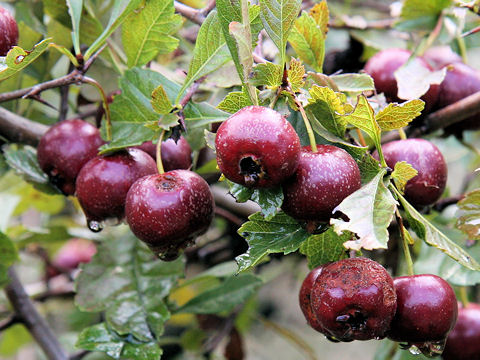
(282, 145), (361, 222)
(76, 148), (157, 229)
(310, 257), (397, 342)
(436, 63), (480, 134)
(0, 7), (18, 56)
(443, 303), (480, 360)
(364, 48), (439, 111)
(380, 138), (447, 207)
(388, 275), (458, 344)
(125, 170), (214, 260)
(37, 119), (104, 195)
(136, 136), (192, 171)
(423, 46), (463, 70)
(53, 238), (96, 270)
(215, 106), (300, 188)
(299, 266), (325, 333)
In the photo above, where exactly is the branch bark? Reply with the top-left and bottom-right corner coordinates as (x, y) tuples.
(4, 267), (68, 360)
(0, 106), (48, 146)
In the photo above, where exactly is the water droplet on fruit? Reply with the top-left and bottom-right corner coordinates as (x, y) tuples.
(408, 345), (421, 355)
(104, 217), (122, 226)
(87, 220), (103, 233)
(417, 339), (446, 357)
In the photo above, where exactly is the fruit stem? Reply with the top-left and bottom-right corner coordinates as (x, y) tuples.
(457, 35), (468, 63)
(288, 89), (317, 152)
(398, 128), (407, 140)
(356, 129), (367, 147)
(396, 209), (415, 276)
(82, 76), (112, 141)
(459, 286), (469, 308)
(156, 131), (165, 174)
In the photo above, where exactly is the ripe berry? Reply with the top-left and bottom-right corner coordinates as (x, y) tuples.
(215, 106), (300, 188)
(436, 63), (480, 134)
(310, 257), (397, 342)
(53, 238), (96, 270)
(443, 303), (480, 360)
(423, 46), (463, 70)
(76, 148), (157, 230)
(0, 6), (18, 56)
(135, 136), (192, 171)
(299, 266), (325, 333)
(282, 145), (361, 222)
(387, 275), (458, 345)
(380, 138), (447, 207)
(363, 48), (439, 111)
(37, 119), (104, 195)
(125, 170), (214, 260)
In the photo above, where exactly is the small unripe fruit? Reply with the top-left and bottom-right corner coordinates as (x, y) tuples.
(53, 238), (96, 270)
(215, 106), (301, 188)
(0, 7), (18, 56)
(135, 136), (192, 171)
(310, 257), (397, 342)
(125, 170), (214, 260)
(37, 119), (104, 195)
(443, 303), (480, 360)
(299, 266), (325, 333)
(282, 145), (361, 222)
(76, 148), (157, 229)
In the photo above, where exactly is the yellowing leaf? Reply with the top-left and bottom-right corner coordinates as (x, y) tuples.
(151, 85), (173, 115)
(287, 58), (305, 92)
(309, 0), (329, 35)
(376, 100), (425, 131)
(250, 62), (283, 89)
(391, 161), (418, 194)
(217, 90), (252, 113)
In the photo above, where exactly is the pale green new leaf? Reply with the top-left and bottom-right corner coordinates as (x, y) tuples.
(151, 85), (173, 115)
(393, 186), (480, 270)
(299, 228), (349, 269)
(376, 100), (425, 131)
(401, 0), (452, 20)
(260, 0), (301, 65)
(250, 62), (283, 88)
(342, 95), (381, 146)
(391, 161), (418, 194)
(331, 170), (397, 251)
(66, 0), (83, 54)
(122, 0), (182, 68)
(217, 90), (252, 113)
(394, 60), (446, 100)
(330, 73), (375, 93)
(456, 189), (480, 240)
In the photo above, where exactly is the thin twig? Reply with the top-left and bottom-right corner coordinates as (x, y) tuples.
(4, 267), (68, 360)
(0, 106), (48, 146)
(215, 207), (245, 226)
(0, 314), (20, 332)
(174, 1), (206, 25)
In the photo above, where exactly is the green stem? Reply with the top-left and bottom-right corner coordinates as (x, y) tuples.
(459, 286), (469, 308)
(156, 131), (165, 174)
(82, 76), (112, 141)
(457, 35), (468, 64)
(396, 209), (414, 276)
(398, 128), (407, 140)
(376, 142), (388, 168)
(298, 100), (317, 152)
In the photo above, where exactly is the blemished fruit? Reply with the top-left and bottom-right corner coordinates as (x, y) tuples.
(0, 6), (18, 56)
(76, 148), (157, 230)
(136, 136), (192, 170)
(282, 145), (361, 222)
(52, 238), (96, 270)
(215, 106), (301, 188)
(435, 62), (480, 134)
(363, 48), (439, 111)
(299, 266), (325, 333)
(423, 46), (463, 70)
(125, 170), (214, 260)
(379, 138), (447, 207)
(443, 303), (480, 360)
(37, 119), (104, 195)
(310, 257), (397, 342)
(387, 275), (458, 344)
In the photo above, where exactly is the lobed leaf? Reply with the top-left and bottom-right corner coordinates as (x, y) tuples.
(287, 58), (305, 92)
(250, 62), (283, 89)
(456, 189), (480, 240)
(342, 95), (381, 146)
(376, 99), (425, 131)
(217, 90), (253, 113)
(391, 161), (418, 194)
(151, 85), (173, 115)
(299, 228), (349, 269)
(228, 182), (283, 220)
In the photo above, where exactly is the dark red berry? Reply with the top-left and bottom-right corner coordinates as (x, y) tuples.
(53, 238), (96, 270)
(364, 48), (439, 111)
(125, 170), (214, 260)
(37, 119), (104, 195)
(388, 275), (458, 344)
(443, 303), (480, 360)
(310, 257), (397, 342)
(215, 106), (300, 188)
(76, 148), (157, 229)
(423, 46), (463, 70)
(436, 63), (480, 134)
(136, 136), (192, 171)
(282, 145), (361, 222)
(380, 138), (447, 207)
(299, 266), (325, 333)
(0, 6), (18, 56)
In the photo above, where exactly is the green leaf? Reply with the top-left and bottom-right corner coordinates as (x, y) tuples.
(250, 62), (283, 88)
(393, 186), (480, 271)
(391, 161), (418, 194)
(299, 228), (349, 269)
(84, 0), (143, 60)
(0, 232), (18, 287)
(228, 182), (283, 220)
(357, 153), (382, 184)
(0, 39), (52, 81)
(400, 0), (452, 21)
(151, 85), (173, 115)
(183, 101), (230, 129)
(229, 20), (255, 100)
(217, 90), (253, 113)
(66, 0), (82, 54)
(330, 73), (375, 93)
(75, 234), (184, 341)
(376, 100), (425, 131)
(236, 211), (310, 272)
(178, 11), (230, 100)
(287, 58), (305, 92)
(122, 0), (182, 68)
(456, 189), (480, 240)
(331, 170), (397, 251)
(175, 274), (263, 314)
(259, 0), (302, 65)
(343, 95), (381, 147)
